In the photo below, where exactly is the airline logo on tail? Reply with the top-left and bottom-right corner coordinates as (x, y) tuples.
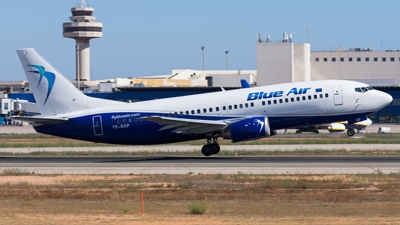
(28, 65), (56, 105)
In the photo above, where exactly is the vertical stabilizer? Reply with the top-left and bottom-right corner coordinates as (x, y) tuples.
(17, 48), (116, 116)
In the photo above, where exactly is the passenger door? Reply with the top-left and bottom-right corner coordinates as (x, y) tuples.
(92, 115), (103, 136)
(332, 85), (343, 106)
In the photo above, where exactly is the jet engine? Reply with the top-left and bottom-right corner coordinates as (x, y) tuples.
(327, 123), (346, 132)
(222, 117), (275, 142)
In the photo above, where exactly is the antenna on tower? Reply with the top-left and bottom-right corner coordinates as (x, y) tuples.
(79, 0), (86, 8)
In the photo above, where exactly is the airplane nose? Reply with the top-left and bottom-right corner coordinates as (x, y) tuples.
(379, 91), (393, 107)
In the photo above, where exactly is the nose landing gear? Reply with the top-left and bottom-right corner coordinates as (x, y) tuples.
(201, 137), (220, 156)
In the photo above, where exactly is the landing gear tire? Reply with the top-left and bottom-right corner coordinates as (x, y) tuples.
(347, 128), (355, 136)
(201, 145), (213, 156)
(211, 143), (220, 154)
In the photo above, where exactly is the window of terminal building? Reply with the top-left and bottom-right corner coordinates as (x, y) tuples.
(391, 57), (395, 62)
(382, 57), (386, 62)
(315, 58), (319, 62)
(392, 99), (400, 106)
(349, 57), (353, 62)
(365, 57), (369, 62)
(340, 57), (344, 62)
(374, 57), (378, 62)
(378, 115), (400, 123)
(357, 57), (361, 62)
(332, 57), (336, 62)
(323, 58), (327, 62)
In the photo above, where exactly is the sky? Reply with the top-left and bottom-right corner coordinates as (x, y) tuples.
(1, 0), (400, 82)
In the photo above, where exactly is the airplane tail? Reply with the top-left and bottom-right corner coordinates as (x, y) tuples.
(17, 48), (121, 116)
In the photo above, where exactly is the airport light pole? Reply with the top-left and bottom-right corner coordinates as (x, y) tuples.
(225, 51), (229, 70)
(201, 46), (205, 70)
(76, 44), (80, 91)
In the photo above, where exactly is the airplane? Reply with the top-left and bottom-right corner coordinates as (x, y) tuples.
(293, 118), (372, 135)
(11, 48), (393, 156)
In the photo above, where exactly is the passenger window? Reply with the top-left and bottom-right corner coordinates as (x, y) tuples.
(174, 112), (178, 117)
(197, 109), (201, 114)
(355, 88), (362, 92)
(296, 97), (300, 101)
(163, 114), (166, 117)
(129, 118), (132, 123)
(279, 99), (283, 103)
(203, 108), (207, 113)
(223, 106), (226, 110)
(250, 102), (254, 107)
(325, 93), (329, 98)
(229, 105), (232, 110)
(320, 94), (323, 98)
(239, 104), (243, 108)
(268, 100), (271, 105)
(209, 108), (213, 112)
(285, 98), (288, 103)
(186, 111), (189, 115)
(291, 98), (294, 102)
(169, 113), (172, 117)
(123, 119), (127, 123)
(302, 96), (306, 100)
(273, 100), (277, 104)
(191, 110), (195, 114)
(314, 95), (317, 99)
(180, 112), (183, 116)
(216, 107), (220, 111)
(262, 101), (265, 106)
(117, 119), (121, 124)
(234, 105), (237, 109)
(245, 103), (248, 108)
(308, 96), (312, 100)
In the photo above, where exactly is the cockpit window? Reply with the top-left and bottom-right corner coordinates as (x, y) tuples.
(367, 86), (373, 90)
(355, 88), (362, 92)
(361, 87), (368, 92)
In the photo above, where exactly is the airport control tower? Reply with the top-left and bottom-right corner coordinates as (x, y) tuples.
(62, 0), (102, 81)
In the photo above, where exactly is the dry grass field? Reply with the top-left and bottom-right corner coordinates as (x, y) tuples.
(1, 173), (400, 224)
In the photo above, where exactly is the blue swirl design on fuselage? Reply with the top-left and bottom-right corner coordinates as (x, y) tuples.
(28, 65), (56, 105)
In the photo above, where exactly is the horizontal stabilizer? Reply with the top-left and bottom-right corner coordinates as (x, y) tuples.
(8, 116), (68, 125)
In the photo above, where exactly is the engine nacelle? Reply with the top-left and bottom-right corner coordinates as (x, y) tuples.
(327, 123), (346, 132)
(222, 117), (271, 142)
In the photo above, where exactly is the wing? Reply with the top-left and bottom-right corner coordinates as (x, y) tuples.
(8, 116), (68, 125)
(141, 116), (234, 134)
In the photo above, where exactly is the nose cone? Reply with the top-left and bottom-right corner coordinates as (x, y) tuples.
(378, 91), (393, 108)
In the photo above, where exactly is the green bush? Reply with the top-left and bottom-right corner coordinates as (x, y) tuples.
(189, 201), (208, 214)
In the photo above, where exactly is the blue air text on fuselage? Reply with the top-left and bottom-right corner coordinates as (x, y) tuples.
(247, 87), (312, 101)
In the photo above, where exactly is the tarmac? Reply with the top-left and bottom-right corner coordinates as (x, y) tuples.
(0, 124), (399, 175)
(0, 156), (399, 175)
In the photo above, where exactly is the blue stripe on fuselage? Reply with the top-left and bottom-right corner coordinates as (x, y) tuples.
(33, 111), (374, 144)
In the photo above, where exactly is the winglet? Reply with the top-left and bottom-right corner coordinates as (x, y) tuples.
(240, 79), (251, 88)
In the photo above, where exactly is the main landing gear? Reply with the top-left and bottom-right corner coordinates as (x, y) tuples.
(347, 128), (355, 136)
(201, 137), (220, 156)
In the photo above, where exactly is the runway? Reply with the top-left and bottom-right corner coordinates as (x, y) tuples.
(1, 156), (399, 174)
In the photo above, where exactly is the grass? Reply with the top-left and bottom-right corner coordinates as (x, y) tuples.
(1, 173), (400, 224)
(0, 168), (32, 175)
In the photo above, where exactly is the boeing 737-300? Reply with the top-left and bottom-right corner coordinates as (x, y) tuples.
(11, 48), (393, 156)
